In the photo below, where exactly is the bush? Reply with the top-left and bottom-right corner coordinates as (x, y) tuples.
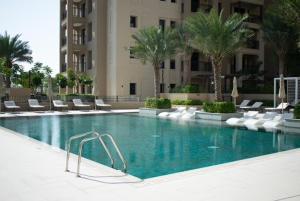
(294, 104), (300, 119)
(145, 98), (171, 109)
(170, 85), (200, 93)
(203, 102), (236, 113)
(172, 99), (202, 105)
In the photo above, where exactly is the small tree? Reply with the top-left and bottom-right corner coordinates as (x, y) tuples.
(185, 9), (252, 101)
(131, 26), (179, 98)
(67, 68), (76, 93)
(56, 73), (67, 94)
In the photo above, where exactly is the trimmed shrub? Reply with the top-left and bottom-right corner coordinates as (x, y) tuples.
(294, 104), (300, 119)
(145, 98), (171, 109)
(172, 99), (202, 106)
(203, 102), (236, 113)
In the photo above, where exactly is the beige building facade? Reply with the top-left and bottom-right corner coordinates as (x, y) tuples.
(60, 0), (265, 99)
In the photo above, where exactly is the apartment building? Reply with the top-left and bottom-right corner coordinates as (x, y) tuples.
(60, 0), (265, 99)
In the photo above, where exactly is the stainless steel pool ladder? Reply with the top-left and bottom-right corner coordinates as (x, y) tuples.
(65, 131), (127, 177)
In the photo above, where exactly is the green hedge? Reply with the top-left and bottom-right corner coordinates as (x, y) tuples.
(172, 99), (202, 106)
(145, 98), (171, 109)
(294, 104), (300, 119)
(203, 102), (236, 113)
(58, 94), (95, 102)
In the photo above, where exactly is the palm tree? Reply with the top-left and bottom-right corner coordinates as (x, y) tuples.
(131, 26), (179, 98)
(0, 32), (32, 88)
(176, 25), (194, 85)
(263, 0), (299, 75)
(185, 9), (252, 101)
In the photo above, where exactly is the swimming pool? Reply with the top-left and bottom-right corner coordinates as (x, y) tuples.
(0, 113), (300, 179)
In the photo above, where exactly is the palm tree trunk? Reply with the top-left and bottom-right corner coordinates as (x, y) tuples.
(212, 60), (222, 101)
(183, 55), (192, 85)
(154, 64), (160, 98)
(5, 60), (12, 88)
(278, 55), (285, 76)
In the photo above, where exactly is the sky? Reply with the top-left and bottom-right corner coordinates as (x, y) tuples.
(0, 0), (60, 75)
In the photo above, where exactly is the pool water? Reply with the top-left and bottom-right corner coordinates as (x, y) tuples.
(1, 114), (300, 179)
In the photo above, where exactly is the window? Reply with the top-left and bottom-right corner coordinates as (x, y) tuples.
(130, 16), (137, 28)
(170, 59), (176, 69)
(88, 0), (93, 13)
(159, 19), (165, 31)
(160, 61), (165, 69)
(169, 84), (176, 92)
(181, 60), (184, 72)
(81, 3), (86, 17)
(130, 83), (136, 95)
(191, 52), (199, 71)
(170, 21), (176, 29)
(171, 0), (176, 3)
(160, 83), (165, 93)
(87, 22), (92, 41)
(181, 3), (184, 13)
(191, 0), (199, 12)
(87, 50), (92, 70)
(129, 47), (135, 59)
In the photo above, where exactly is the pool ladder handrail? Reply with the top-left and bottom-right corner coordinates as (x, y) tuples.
(65, 131), (127, 177)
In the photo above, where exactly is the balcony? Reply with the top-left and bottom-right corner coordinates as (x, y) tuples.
(73, 62), (86, 72)
(246, 39), (259, 49)
(72, 6), (86, 27)
(61, 10), (67, 20)
(191, 61), (212, 74)
(61, 63), (67, 73)
(231, 1), (263, 24)
(61, 37), (67, 47)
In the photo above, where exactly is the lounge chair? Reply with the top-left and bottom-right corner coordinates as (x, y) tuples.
(95, 99), (111, 110)
(181, 107), (198, 120)
(72, 99), (90, 109)
(240, 102), (263, 111)
(226, 111), (259, 127)
(28, 99), (45, 110)
(4, 101), (20, 112)
(53, 100), (68, 110)
(243, 112), (278, 131)
(158, 106), (186, 118)
(265, 102), (290, 112)
(237, 100), (251, 109)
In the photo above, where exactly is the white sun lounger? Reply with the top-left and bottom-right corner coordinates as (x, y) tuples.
(158, 106), (186, 118)
(181, 107), (198, 120)
(28, 99), (45, 110)
(95, 99), (111, 109)
(72, 99), (91, 109)
(244, 112), (278, 131)
(240, 102), (263, 110)
(262, 115), (284, 132)
(53, 100), (68, 109)
(4, 101), (20, 111)
(265, 103), (290, 112)
(226, 111), (259, 127)
(237, 100), (251, 109)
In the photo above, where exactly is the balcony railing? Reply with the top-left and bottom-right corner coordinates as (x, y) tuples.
(73, 35), (85, 45)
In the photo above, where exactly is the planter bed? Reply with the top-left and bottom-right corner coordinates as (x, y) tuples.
(139, 108), (175, 117)
(195, 111), (242, 121)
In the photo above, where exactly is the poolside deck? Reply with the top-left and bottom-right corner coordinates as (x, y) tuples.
(0, 111), (300, 201)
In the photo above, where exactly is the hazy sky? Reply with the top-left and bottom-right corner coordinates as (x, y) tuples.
(0, 0), (59, 74)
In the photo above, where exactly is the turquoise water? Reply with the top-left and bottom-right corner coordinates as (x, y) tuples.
(1, 114), (300, 179)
